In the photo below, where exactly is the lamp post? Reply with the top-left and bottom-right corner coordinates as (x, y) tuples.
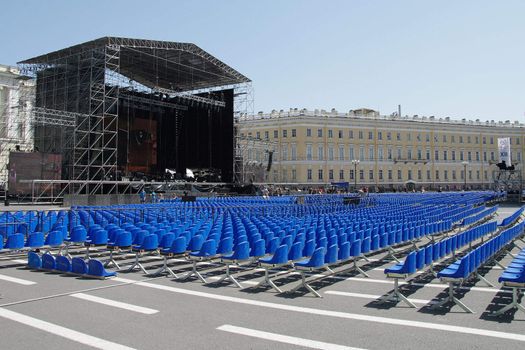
(462, 161), (469, 191)
(351, 159), (360, 192)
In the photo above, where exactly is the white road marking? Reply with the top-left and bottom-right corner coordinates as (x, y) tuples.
(324, 290), (431, 304)
(217, 324), (366, 350)
(344, 277), (509, 293)
(0, 307), (135, 350)
(71, 293), (158, 315)
(0, 273), (36, 285)
(11, 259), (28, 264)
(114, 277), (525, 342)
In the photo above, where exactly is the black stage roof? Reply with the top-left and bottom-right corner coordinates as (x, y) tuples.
(19, 36), (251, 92)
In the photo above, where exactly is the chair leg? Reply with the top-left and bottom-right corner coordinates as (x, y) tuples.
(181, 260), (207, 283)
(492, 288), (525, 316)
(211, 264), (243, 288)
(289, 271), (321, 297)
(475, 271), (495, 287)
(432, 282), (474, 313)
(126, 252), (148, 274)
(384, 247), (400, 262)
(255, 268), (283, 293)
(353, 259), (369, 278)
(104, 250), (120, 269)
(379, 278), (416, 308)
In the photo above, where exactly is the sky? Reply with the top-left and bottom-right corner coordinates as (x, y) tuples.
(2, 0), (524, 122)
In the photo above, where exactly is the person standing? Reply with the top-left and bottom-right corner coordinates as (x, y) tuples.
(139, 189), (146, 204)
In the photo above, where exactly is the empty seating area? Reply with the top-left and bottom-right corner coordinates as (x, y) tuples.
(2, 190), (523, 317)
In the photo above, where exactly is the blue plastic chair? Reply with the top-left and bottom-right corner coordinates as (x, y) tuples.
(41, 253), (56, 270)
(86, 259), (117, 279)
(27, 251), (42, 269)
(56, 255), (72, 273)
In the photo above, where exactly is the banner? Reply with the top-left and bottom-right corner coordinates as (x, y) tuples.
(497, 137), (512, 166)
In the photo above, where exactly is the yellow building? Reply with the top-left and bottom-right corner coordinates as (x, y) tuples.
(236, 108), (525, 190)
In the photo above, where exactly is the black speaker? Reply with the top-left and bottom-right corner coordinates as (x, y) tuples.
(266, 151), (273, 172)
(181, 195), (196, 202)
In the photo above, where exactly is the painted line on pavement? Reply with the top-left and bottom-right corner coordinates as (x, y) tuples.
(217, 324), (366, 350)
(325, 290), (430, 304)
(0, 307), (135, 350)
(114, 277), (525, 342)
(71, 293), (158, 315)
(0, 273), (36, 286)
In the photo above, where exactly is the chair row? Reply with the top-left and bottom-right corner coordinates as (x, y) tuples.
(493, 246), (525, 316)
(435, 221), (525, 313)
(461, 206), (498, 226)
(27, 252), (116, 279)
(381, 221), (498, 307)
(499, 206), (525, 227)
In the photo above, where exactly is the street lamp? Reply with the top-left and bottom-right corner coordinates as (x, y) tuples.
(462, 161), (469, 191)
(351, 159), (360, 192)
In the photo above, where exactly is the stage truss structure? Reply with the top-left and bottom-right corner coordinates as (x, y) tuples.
(234, 135), (275, 184)
(15, 37), (251, 198)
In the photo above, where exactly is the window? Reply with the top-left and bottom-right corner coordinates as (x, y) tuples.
(282, 169), (287, 181)
(475, 136), (479, 144)
(517, 137), (520, 145)
(329, 169), (334, 180)
(427, 170), (431, 180)
(358, 131), (363, 139)
(467, 151), (472, 161)
(256, 131), (260, 139)
(443, 150), (447, 161)
(339, 169), (344, 180)
(264, 131), (269, 139)
(379, 169), (383, 180)
(378, 131), (382, 140)
(338, 130), (343, 138)
(369, 170), (374, 180)
(426, 133), (430, 142)
(460, 151), (464, 161)
(368, 131), (373, 140)
(469, 170), (472, 180)
(483, 152), (487, 162)
(328, 130), (333, 138)
(476, 170), (480, 180)
(417, 149), (422, 160)
(328, 146), (334, 161)
(435, 170), (439, 180)
(490, 151), (495, 161)
(407, 148), (412, 160)
(426, 149), (430, 160)
(434, 150), (439, 161)
(306, 128), (312, 137)
(452, 170), (456, 180)
(291, 129), (296, 137)
(442, 135), (447, 143)
(378, 147), (384, 160)
(307, 169), (312, 180)
(338, 146), (344, 160)
(408, 169), (412, 180)
(397, 148), (402, 159)
(417, 169), (422, 180)
(388, 170), (393, 180)
(482, 136), (486, 144)
(282, 130), (287, 138)
(461, 170), (465, 180)
(359, 146), (365, 160)
(368, 146), (374, 161)
(359, 169), (364, 180)
(451, 135), (455, 143)
(292, 169), (297, 180)
(417, 133), (421, 141)
(387, 132), (391, 140)
(349, 169), (354, 180)
(306, 144), (312, 160)
(281, 145), (288, 160)
(444, 170), (448, 180)
(291, 144), (297, 160)
(349, 146), (354, 160)
(387, 147), (392, 160)
(484, 170), (488, 180)
(317, 129), (323, 137)
(467, 136), (471, 143)
(396, 132), (401, 141)
(459, 135), (463, 143)
(318, 169), (323, 180)
(397, 169), (402, 180)
(451, 150), (456, 161)
(318, 145), (324, 160)
(273, 130), (278, 138)
(349, 130), (354, 139)
(490, 137), (494, 144)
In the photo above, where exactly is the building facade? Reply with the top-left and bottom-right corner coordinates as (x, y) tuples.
(237, 108), (525, 190)
(0, 64), (34, 188)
